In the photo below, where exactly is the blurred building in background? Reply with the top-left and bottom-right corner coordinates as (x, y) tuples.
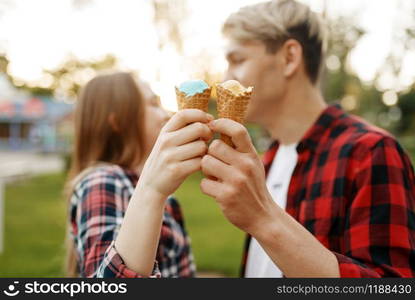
(0, 74), (73, 153)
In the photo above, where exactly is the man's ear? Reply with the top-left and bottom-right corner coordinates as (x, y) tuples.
(108, 113), (120, 132)
(281, 39), (303, 78)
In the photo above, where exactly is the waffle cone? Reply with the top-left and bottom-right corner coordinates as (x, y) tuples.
(175, 87), (211, 112)
(216, 84), (252, 147)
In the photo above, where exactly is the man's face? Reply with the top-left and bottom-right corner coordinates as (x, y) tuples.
(224, 40), (286, 124)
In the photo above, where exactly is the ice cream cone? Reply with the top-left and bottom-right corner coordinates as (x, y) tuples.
(175, 86), (211, 112)
(216, 83), (253, 147)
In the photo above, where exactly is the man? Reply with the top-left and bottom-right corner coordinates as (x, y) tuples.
(200, 0), (415, 277)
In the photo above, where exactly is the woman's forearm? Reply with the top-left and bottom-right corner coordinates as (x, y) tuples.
(254, 203), (340, 278)
(114, 184), (166, 276)
(112, 110), (212, 276)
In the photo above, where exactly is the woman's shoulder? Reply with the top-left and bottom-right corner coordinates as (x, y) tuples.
(72, 164), (135, 197)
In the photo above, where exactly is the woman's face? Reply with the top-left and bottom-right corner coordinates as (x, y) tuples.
(138, 80), (170, 155)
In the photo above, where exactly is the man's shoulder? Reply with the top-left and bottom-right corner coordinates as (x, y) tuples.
(327, 111), (397, 152)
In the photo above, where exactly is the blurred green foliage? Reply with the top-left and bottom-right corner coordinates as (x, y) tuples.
(322, 15), (415, 157)
(0, 53), (117, 99)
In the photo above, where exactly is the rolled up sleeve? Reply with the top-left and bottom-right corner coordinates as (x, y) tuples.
(70, 169), (160, 278)
(335, 138), (415, 277)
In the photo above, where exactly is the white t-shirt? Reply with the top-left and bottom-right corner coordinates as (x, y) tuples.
(245, 143), (298, 278)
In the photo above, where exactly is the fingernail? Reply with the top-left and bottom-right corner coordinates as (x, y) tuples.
(206, 114), (214, 121)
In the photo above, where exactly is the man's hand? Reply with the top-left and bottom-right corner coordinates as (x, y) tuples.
(200, 118), (340, 277)
(200, 118), (276, 236)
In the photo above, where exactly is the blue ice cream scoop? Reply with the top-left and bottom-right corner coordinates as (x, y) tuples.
(178, 80), (209, 97)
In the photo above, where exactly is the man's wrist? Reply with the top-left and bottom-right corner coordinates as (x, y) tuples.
(250, 200), (286, 246)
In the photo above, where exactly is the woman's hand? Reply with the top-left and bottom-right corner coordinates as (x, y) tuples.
(115, 109), (212, 276)
(139, 109), (213, 199)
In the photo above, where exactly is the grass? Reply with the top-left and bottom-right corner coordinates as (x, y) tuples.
(0, 172), (245, 277)
(0, 173), (67, 277)
(175, 172), (245, 277)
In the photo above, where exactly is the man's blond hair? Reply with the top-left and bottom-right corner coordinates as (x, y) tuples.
(223, 0), (326, 83)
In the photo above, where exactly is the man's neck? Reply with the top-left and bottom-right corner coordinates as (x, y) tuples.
(264, 83), (327, 145)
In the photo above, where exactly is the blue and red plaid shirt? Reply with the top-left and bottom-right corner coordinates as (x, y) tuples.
(69, 164), (196, 278)
(242, 104), (415, 277)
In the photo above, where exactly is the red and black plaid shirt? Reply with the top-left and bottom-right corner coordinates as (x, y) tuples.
(242, 104), (415, 277)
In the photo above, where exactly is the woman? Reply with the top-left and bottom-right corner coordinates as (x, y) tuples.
(66, 72), (212, 277)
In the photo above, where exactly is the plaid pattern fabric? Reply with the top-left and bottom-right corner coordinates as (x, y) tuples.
(241, 104), (415, 277)
(69, 164), (196, 278)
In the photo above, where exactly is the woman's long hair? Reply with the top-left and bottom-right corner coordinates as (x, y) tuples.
(65, 72), (146, 277)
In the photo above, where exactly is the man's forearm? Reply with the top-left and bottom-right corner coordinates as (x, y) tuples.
(253, 203), (340, 278)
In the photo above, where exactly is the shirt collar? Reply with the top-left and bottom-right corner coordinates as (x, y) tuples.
(266, 103), (346, 155)
(297, 103), (345, 152)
